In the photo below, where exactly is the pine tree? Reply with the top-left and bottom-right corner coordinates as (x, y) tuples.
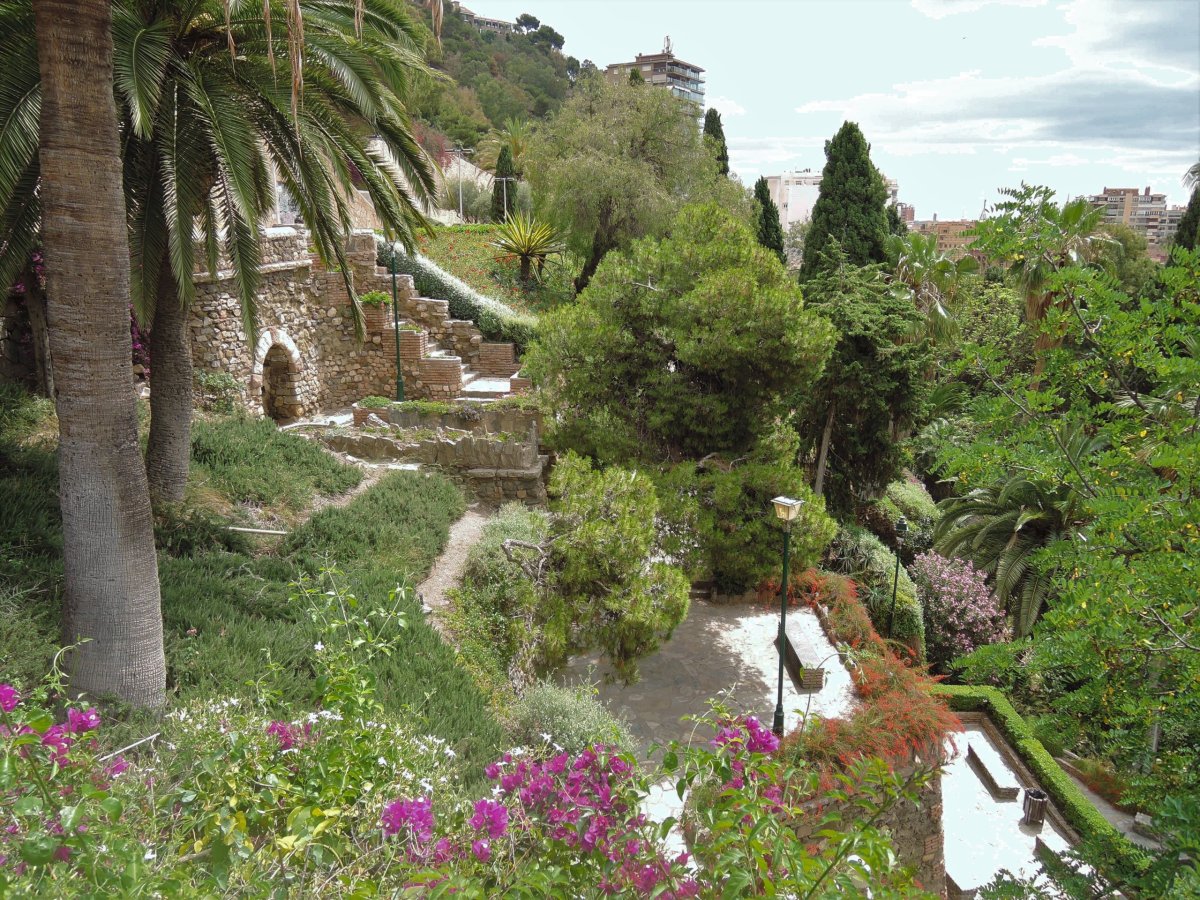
(628, 68), (644, 85)
(753, 177), (786, 264)
(703, 108), (729, 176)
(799, 121), (889, 281)
(1174, 187), (1200, 251)
(492, 145), (516, 222)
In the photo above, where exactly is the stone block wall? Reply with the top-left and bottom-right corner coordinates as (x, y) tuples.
(416, 356), (463, 399)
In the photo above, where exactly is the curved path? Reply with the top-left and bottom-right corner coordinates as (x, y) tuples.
(417, 507), (492, 632)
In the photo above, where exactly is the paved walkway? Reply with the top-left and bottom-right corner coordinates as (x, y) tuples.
(417, 507), (492, 633)
(560, 601), (856, 758)
(1062, 769), (1160, 850)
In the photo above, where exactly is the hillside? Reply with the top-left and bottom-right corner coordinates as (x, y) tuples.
(409, 3), (579, 148)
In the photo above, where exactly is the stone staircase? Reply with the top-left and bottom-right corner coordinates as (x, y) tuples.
(367, 269), (525, 402)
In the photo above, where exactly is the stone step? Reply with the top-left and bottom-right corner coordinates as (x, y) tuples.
(462, 377), (512, 399)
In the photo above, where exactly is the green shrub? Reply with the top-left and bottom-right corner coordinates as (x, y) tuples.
(359, 395), (392, 409)
(190, 416), (362, 516)
(360, 290), (390, 306)
(375, 238), (539, 353)
(861, 477), (940, 561)
(506, 682), (633, 755)
(1030, 713), (1081, 759)
(153, 503), (253, 558)
(654, 455), (836, 594)
(932, 684), (1150, 883)
(194, 370), (242, 414)
(826, 525), (925, 659)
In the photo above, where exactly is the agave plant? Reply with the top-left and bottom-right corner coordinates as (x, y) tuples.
(490, 212), (564, 285)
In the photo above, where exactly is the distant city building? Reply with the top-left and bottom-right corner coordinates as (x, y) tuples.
(1088, 185), (1186, 260)
(450, 2), (515, 34)
(909, 216), (979, 260)
(896, 202), (916, 225)
(764, 168), (900, 229)
(604, 36), (705, 107)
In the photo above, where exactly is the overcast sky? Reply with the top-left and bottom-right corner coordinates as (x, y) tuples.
(475, 0), (1200, 219)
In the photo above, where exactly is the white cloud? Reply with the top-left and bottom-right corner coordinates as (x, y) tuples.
(1034, 0), (1199, 80)
(707, 95), (747, 117)
(910, 0), (1048, 19)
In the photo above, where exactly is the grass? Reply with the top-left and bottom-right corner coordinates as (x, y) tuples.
(0, 386), (503, 773)
(415, 224), (574, 315)
(189, 416), (362, 521)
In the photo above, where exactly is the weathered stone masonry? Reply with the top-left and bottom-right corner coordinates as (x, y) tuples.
(190, 228), (521, 418)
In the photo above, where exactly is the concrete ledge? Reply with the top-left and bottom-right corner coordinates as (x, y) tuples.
(967, 744), (1020, 801)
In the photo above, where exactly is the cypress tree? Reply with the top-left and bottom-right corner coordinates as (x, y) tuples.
(492, 145), (516, 222)
(799, 121), (889, 281)
(753, 177), (786, 265)
(628, 67), (644, 85)
(1174, 187), (1200, 251)
(703, 108), (729, 176)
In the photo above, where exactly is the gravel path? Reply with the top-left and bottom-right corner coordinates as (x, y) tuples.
(417, 507), (492, 630)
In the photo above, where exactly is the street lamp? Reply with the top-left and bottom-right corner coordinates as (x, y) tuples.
(887, 516), (909, 638)
(771, 495), (804, 737)
(494, 176), (518, 220)
(388, 243), (404, 402)
(448, 147), (474, 220)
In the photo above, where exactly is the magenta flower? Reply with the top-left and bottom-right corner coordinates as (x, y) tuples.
(0, 684), (19, 713)
(66, 707), (101, 734)
(265, 720), (301, 750)
(470, 838), (491, 862)
(470, 798), (508, 838)
(381, 796), (434, 842)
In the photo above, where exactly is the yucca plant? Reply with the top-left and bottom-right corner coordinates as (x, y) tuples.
(490, 212), (564, 285)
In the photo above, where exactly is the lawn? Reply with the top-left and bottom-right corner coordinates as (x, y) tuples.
(0, 386), (503, 773)
(415, 224), (575, 315)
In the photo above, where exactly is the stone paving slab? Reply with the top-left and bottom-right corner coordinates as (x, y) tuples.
(560, 601), (856, 758)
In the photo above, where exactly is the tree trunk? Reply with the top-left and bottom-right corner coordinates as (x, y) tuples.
(24, 269), (54, 397)
(573, 205), (615, 295)
(34, 0), (165, 708)
(813, 402), (835, 497)
(145, 258), (193, 505)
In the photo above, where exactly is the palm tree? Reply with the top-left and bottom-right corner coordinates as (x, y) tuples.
(475, 118), (530, 175)
(1, 0), (439, 504)
(934, 473), (1085, 638)
(1184, 160), (1200, 190)
(27, 0), (166, 706)
(884, 230), (978, 344)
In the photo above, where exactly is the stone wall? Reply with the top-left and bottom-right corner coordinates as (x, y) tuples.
(191, 229), (402, 418)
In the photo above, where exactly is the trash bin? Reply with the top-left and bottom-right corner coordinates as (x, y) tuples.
(1022, 788), (1049, 827)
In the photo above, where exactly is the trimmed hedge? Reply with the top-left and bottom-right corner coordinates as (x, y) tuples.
(375, 237), (538, 354)
(826, 525), (925, 660)
(931, 684), (1150, 882)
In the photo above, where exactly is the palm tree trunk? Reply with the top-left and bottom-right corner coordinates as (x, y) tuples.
(34, 0), (165, 708)
(24, 269), (54, 397)
(813, 402), (835, 497)
(146, 257), (193, 505)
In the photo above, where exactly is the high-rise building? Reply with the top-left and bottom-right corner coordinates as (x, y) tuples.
(604, 37), (704, 107)
(1088, 186), (1187, 260)
(764, 169), (900, 229)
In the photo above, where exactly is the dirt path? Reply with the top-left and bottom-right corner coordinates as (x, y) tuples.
(417, 508), (492, 628)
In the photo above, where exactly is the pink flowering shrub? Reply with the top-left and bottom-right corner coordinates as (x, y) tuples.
(910, 551), (1010, 669)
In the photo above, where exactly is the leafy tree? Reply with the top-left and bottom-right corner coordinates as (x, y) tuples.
(753, 176), (786, 264)
(526, 202), (835, 463)
(1096, 222), (1160, 299)
(514, 12), (539, 31)
(784, 220), (808, 269)
(627, 67), (643, 85)
(475, 118), (530, 175)
(1174, 187), (1199, 251)
(799, 121), (889, 281)
(529, 24), (564, 51)
(797, 243), (929, 515)
(886, 203), (906, 236)
(703, 107), (729, 176)
(525, 75), (743, 293)
(491, 145), (516, 222)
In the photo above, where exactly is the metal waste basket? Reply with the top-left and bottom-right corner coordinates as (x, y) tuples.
(1022, 788), (1048, 827)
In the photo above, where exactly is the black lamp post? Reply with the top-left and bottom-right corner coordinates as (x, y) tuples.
(389, 244), (404, 402)
(887, 516), (909, 637)
(771, 495), (804, 737)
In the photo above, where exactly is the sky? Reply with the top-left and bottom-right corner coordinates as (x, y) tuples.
(474, 0), (1200, 220)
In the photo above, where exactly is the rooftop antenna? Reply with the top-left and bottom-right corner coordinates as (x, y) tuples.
(979, 196), (989, 220)
(663, 35), (672, 54)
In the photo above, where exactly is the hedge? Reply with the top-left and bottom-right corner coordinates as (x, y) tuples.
(826, 525), (925, 660)
(931, 684), (1150, 882)
(375, 237), (538, 354)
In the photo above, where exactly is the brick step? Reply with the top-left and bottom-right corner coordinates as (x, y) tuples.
(462, 377), (513, 399)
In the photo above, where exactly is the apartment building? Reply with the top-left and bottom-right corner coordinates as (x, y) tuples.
(1088, 186), (1186, 260)
(604, 37), (705, 107)
(764, 169), (900, 229)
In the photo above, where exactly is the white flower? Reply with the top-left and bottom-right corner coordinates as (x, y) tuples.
(143, 849), (157, 862)
(378, 756), (388, 767)
(540, 732), (552, 743)
(492, 786), (503, 797)
(314, 641), (324, 652)
(420, 779), (433, 792)
(444, 747), (456, 759)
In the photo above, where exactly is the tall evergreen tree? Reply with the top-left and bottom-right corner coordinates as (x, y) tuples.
(628, 67), (644, 85)
(703, 108), (729, 176)
(886, 203), (906, 235)
(492, 145), (516, 222)
(1174, 187), (1200, 251)
(753, 177), (786, 264)
(799, 121), (889, 281)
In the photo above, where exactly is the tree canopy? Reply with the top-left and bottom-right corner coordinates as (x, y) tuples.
(754, 176), (786, 265)
(703, 108), (729, 176)
(799, 121), (889, 281)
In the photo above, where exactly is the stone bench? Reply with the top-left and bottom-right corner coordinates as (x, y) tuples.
(775, 617), (826, 692)
(966, 743), (1020, 801)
